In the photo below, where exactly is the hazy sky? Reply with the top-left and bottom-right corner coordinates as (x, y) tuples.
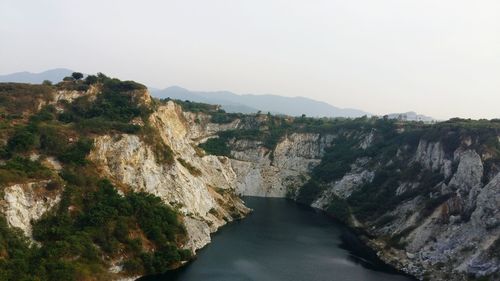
(1, 0), (499, 119)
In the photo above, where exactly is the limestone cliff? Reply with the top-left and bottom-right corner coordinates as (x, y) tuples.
(230, 133), (334, 197)
(216, 124), (500, 280)
(88, 101), (250, 252)
(2, 181), (60, 238)
(0, 80), (250, 280)
(1, 80), (499, 281)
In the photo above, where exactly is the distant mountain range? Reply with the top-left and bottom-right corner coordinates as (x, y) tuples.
(150, 86), (371, 118)
(0, 68), (73, 84)
(0, 68), (434, 120)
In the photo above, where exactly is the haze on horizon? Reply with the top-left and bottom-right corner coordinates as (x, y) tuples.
(1, 0), (499, 120)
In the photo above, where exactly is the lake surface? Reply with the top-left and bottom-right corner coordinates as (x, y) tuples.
(140, 197), (415, 281)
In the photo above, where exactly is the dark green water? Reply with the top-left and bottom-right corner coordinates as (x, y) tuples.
(140, 197), (415, 281)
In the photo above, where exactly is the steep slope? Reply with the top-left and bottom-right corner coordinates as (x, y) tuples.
(200, 117), (500, 281)
(88, 101), (250, 251)
(0, 77), (248, 280)
(1, 76), (499, 281)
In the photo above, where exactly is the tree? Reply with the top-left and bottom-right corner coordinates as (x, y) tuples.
(84, 75), (98, 85)
(7, 129), (36, 152)
(42, 80), (52, 86)
(71, 72), (84, 80)
(97, 72), (108, 81)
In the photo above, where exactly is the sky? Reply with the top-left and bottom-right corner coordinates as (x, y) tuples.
(1, 0), (499, 119)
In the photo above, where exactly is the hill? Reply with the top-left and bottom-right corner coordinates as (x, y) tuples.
(151, 86), (370, 118)
(0, 68), (73, 84)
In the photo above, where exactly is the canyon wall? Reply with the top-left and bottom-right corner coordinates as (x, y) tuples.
(1, 83), (499, 281)
(221, 125), (500, 281)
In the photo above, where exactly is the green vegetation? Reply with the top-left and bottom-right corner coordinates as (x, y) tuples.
(210, 111), (242, 124)
(0, 179), (189, 281)
(198, 137), (231, 157)
(325, 196), (350, 223)
(56, 73), (176, 164)
(296, 180), (325, 205)
(162, 98), (243, 124)
(0, 74), (175, 167)
(0, 83), (53, 118)
(0, 76), (189, 280)
(311, 135), (361, 183)
(193, 104), (500, 226)
(71, 72), (84, 80)
(7, 127), (36, 153)
(201, 114), (403, 159)
(170, 99), (219, 113)
(345, 159), (445, 221)
(2, 76), (500, 280)
(1, 104), (94, 168)
(177, 158), (202, 176)
(422, 118), (500, 156)
(0, 157), (52, 186)
(141, 125), (175, 165)
(59, 74), (149, 134)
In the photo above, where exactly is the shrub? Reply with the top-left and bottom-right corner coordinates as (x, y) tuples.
(177, 158), (202, 176)
(0, 83), (53, 116)
(172, 99), (218, 113)
(28, 179), (190, 280)
(296, 180), (325, 205)
(0, 157), (52, 185)
(211, 111), (241, 124)
(84, 75), (98, 85)
(7, 128), (36, 153)
(71, 72), (84, 80)
(199, 138), (231, 157)
(326, 196), (350, 223)
(420, 193), (452, 219)
(55, 138), (93, 166)
(312, 135), (360, 182)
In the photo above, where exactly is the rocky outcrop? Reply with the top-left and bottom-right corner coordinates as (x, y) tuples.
(1, 181), (60, 237)
(312, 170), (374, 209)
(415, 139), (453, 178)
(355, 145), (498, 280)
(231, 133), (334, 197)
(51, 85), (99, 104)
(227, 129), (499, 280)
(89, 102), (250, 252)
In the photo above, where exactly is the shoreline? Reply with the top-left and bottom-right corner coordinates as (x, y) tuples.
(138, 197), (418, 281)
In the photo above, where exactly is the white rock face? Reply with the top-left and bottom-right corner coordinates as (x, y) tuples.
(415, 139), (453, 178)
(360, 130), (374, 149)
(2, 182), (60, 237)
(231, 133), (334, 197)
(448, 150), (483, 193)
(51, 85), (100, 104)
(183, 217), (212, 251)
(312, 170), (374, 209)
(361, 146), (499, 280)
(89, 102), (250, 252)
